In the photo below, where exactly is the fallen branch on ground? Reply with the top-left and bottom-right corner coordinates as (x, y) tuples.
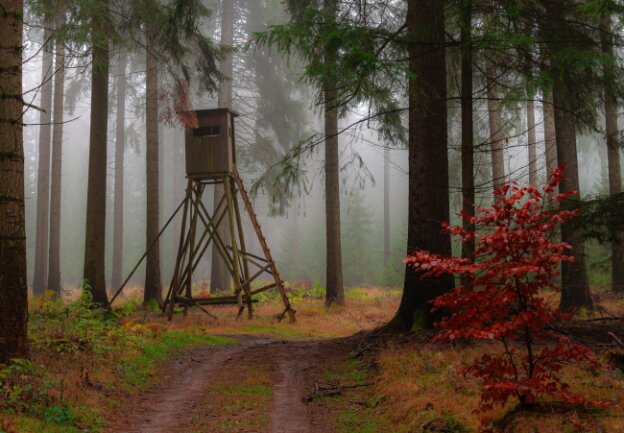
(303, 381), (373, 403)
(608, 332), (624, 349)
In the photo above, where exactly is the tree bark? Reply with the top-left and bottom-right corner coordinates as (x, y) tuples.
(542, 1), (592, 311)
(383, 147), (390, 266)
(527, 98), (537, 185)
(111, 49), (127, 291)
(543, 92), (557, 176)
(0, 0), (29, 362)
(210, 0), (234, 294)
(47, 12), (66, 296)
(460, 0), (474, 268)
(83, 0), (110, 306)
(33, 21), (54, 296)
(144, 42), (163, 305)
(324, 0), (344, 306)
(552, 93), (592, 310)
(388, 0), (453, 330)
(486, 59), (506, 189)
(172, 126), (183, 264)
(601, 15), (624, 292)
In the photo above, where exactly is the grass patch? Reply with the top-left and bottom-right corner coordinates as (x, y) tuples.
(118, 332), (234, 387)
(1, 405), (105, 433)
(212, 384), (272, 396)
(2, 293), (236, 433)
(316, 357), (394, 433)
(188, 364), (273, 433)
(367, 343), (621, 433)
(337, 410), (386, 433)
(239, 324), (309, 338)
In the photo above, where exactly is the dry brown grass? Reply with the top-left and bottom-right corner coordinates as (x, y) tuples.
(13, 286), (624, 433)
(115, 286), (401, 339)
(359, 335), (624, 432)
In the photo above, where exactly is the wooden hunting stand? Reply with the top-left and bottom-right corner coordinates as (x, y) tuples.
(161, 109), (296, 322)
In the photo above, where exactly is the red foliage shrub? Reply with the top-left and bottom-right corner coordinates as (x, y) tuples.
(404, 167), (609, 424)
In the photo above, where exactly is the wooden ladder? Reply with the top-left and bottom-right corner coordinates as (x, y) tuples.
(232, 166), (296, 322)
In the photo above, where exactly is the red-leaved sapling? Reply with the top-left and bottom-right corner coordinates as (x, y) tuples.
(405, 167), (610, 426)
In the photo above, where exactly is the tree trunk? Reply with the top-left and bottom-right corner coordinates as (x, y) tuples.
(324, 0), (344, 306)
(486, 59), (505, 189)
(388, 0), (453, 330)
(210, 0), (234, 294)
(47, 12), (66, 296)
(0, 0), (29, 362)
(111, 49), (127, 291)
(383, 147), (390, 266)
(460, 0), (474, 268)
(83, 0), (110, 306)
(172, 126), (183, 264)
(324, 88), (344, 305)
(542, 2), (592, 311)
(527, 98), (537, 185)
(33, 21), (54, 296)
(144, 43), (163, 305)
(552, 93), (592, 310)
(601, 15), (624, 292)
(543, 92), (557, 176)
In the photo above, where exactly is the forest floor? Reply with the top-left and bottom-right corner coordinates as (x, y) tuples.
(106, 335), (353, 433)
(1, 287), (624, 433)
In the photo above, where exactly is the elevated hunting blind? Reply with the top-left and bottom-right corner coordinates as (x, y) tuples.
(110, 108), (296, 323)
(185, 108), (236, 178)
(169, 107), (295, 321)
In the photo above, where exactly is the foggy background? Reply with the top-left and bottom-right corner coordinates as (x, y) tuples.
(20, 0), (614, 293)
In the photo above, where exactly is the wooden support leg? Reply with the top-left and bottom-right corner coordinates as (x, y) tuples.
(232, 167), (296, 323)
(224, 175), (245, 320)
(183, 183), (203, 316)
(167, 180), (193, 320)
(233, 182), (253, 319)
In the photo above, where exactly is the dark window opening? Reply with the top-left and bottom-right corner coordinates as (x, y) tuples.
(193, 125), (221, 137)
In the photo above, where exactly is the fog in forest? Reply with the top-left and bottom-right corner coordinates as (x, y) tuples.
(19, 0), (615, 294)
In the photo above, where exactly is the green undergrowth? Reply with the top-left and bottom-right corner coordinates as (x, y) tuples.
(318, 357), (392, 433)
(239, 323), (309, 338)
(252, 283), (386, 305)
(337, 411), (388, 433)
(253, 282), (325, 304)
(1, 291), (235, 433)
(238, 322), (344, 339)
(1, 406), (105, 433)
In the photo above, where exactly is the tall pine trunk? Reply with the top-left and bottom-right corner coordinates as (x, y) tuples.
(172, 126), (183, 263)
(526, 56), (537, 185)
(144, 41), (162, 305)
(527, 99), (537, 184)
(383, 147), (390, 266)
(33, 22), (53, 296)
(542, 2), (592, 311)
(324, 0), (344, 306)
(111, 49), (127, 291)
(83, 0), (110, 305)
(486, 59), (505, 189)
(0, 0), (28, 362)
(47, 12), (66, 295)
(388, 0), (453, 330)
(485, 60), (507, 189)
(210, 0), (234, 293)
(601, 15), (624, 292)
(543, 92), (558, 175)
(552, 90), (592, 310)
(460, 0), (474, 267)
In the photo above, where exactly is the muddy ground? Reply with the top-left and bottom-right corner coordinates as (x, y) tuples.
(107, 335), (356, 433)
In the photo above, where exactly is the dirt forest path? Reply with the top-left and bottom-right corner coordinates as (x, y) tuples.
(107, 335), (352, 433)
